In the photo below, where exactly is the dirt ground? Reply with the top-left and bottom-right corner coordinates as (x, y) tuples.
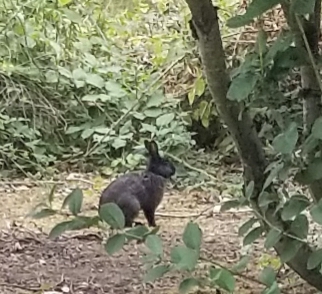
(0, 173), (318, 294)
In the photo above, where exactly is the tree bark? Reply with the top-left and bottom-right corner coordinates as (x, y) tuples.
(185, 0), (322, 290)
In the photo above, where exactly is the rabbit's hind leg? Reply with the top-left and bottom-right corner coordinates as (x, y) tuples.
(118, 196), (141, 228)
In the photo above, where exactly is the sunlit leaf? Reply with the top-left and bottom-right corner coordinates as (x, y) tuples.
(156, 113), (175, 126)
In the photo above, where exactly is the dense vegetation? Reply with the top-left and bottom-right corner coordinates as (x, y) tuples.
(0, 0), (201, 178)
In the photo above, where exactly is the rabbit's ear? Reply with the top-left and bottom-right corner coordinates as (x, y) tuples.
(144, 140), (159, 157)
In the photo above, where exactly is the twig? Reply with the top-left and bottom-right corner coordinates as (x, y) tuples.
(0, 283), (40, 292)
(199, 257), (289, 293)
(295, 15), (322, 93)
(0, 178), (93, 187)
(166, 153), (218, 182)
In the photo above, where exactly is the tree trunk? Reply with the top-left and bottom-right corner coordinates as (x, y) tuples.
(184, 0), (322, 290)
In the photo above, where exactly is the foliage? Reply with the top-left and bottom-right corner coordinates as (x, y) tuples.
(0, 0), (198, 176)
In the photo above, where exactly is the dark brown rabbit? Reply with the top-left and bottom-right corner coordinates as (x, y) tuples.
(99, 140), (176, 227)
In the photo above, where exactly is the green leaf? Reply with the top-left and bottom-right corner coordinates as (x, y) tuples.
(243, 226), (263, 246)
(65, 126), (82, 134)
(311, 200), (322, 225)
(81, 128), (94, 139)
(272, 122), (298, 154)
(99, 203), (125, 229)
(145, 235), (163, 256)
(144, 265), (169, 283)
(29, 208), (57, 219)
(264, 228), (281, 249)
(238, 218), (258, 236)
(105, 81), (127, 98)
(156, 113), (175, 126)
(312, 117), (322, 139)
(112, 138), (127, 149)
(264, 32), (294, 64)
(143, 108), (163, 118)
(71, 68), (87, 81)
(49, 220), (75, 239)
(146, 92), (164, 108)
(255, 29), (267, 55)
(183, 222), (202, 251)
(291, 0), (315, 14)
(48, 216), (100, 239)
(279, 238), (302, 263)
(125, 225), (149, 241)
(86, 73), (105, 88)
(62, 8), (83, 23)
(263, 281), (280, 294)
(194, 77), (205, 96)
(232, 255), (250, 272)
(209, 267), (236, 292)
(263, 162), (284, 190)
(290, 214), (309, 239)
(281, 195), (310, 221)
(220, 199), (240, 212)
(306, 159), (322, 182)
(179, 278), (200, 294)
(48, 185), (57, 206)
(227, 73), (259, 101)
(105, 233), (126, 255)
(140, 123), (157, 134)
(307, 249), (322, 270)
(170, 245), (199, 271)
(227, 0), (281, 28)
(258, 192), (279, 207)
(188, 88), (196, 105)
(245, 181), (254, 199)
(301, 134), (319, 156)
(61, 188), (83, 216)
(260, 267), (276, 287)
(58, 0), (72, 6)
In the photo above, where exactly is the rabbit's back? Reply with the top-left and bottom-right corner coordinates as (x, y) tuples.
(100, 172), (166, 209)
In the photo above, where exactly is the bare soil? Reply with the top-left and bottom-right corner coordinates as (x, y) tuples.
(0, 173), (317, 294)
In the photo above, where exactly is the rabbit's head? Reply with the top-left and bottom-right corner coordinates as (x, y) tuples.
(144, 140), (175, 179)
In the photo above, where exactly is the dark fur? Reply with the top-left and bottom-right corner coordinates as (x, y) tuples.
(99, 140), (175, 227)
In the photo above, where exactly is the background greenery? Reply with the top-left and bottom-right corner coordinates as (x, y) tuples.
(0, 0), (301, 183)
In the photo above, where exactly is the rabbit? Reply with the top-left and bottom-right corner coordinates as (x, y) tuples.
(99, 140), (176, 227)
